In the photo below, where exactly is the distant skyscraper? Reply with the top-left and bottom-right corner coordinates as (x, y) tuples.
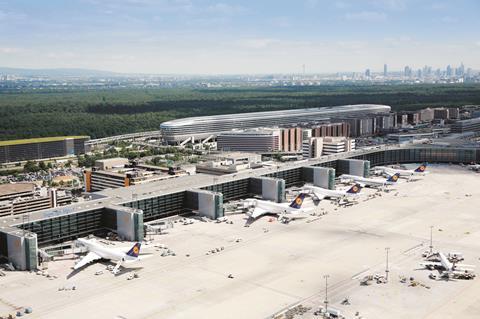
(365, 69), (371, 78)
(417, 69), (422, 79)
(446, 65), (453, 77)
(466, 68), (472, 77)
(404, 65), (411, 78)
(422, 65), (432, 77)
(383, 64), (388, 77)
(456, 63), (465, 77)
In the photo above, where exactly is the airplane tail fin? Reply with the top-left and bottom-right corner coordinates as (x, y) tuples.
(346, 184), (362, 194)
(387, 173), (400, 182)
(289, 193), (306, 209)
(415, 163), (427, 173)
(126, 243), (141, 258)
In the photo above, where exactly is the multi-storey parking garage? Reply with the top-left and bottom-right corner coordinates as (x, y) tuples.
(0, 144), (479, 270)
(160, 104), (391, 143)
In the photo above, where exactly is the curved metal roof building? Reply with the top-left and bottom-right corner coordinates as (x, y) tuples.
(160, 104), (391, 143)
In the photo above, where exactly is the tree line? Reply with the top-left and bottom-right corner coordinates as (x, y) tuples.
(1, 84), (480, 140)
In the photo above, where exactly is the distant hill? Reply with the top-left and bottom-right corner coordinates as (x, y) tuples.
(0, 67), (120, 77)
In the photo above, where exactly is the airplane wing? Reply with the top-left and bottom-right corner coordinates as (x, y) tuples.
(455, 263), (476, 270)
(420, 261), (442, 268)
(249, 207), (270, 219)
(74, 252), (102, 270)
(311, 192), (326, 201)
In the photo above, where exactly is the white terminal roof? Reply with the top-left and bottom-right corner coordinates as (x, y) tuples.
(160, 104), (391, 128)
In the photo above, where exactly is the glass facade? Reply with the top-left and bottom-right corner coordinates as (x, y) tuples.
(123, 192), (186, 222)
(18, 208), (104, 246)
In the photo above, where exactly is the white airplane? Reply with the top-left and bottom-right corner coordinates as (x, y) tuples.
(302, 184), (362, 203)
(74, 238), (143, 274)
(339, 173), (400, 188)
(468, 164), (480, 171)
(374, 163), (428, 177)
(244, 193), (309, 222)
(420, 252), (475, 279)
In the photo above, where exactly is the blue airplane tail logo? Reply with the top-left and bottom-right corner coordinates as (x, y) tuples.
(415, 163), (427, 172)
(387, 173), (400, 182)
(289, 193), (306, 209)
(127, 243), (141, 258)
(347, 184), (362, 194)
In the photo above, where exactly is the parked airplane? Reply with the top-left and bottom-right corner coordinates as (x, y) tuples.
(302, 184), (362, 203)
(468, 164), (480, 171)
(339, 173), (400, 188)
(243, 193), (309, 222)
(374, 163), (428, 177)
(420, 252), (475, 279)
(74, 238), (143, 274)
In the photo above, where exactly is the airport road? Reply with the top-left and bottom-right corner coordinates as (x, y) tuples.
(0, 165), (479, 319)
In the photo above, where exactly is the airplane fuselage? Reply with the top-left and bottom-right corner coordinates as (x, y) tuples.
(246, 199), (304, 215)
(77, 238), (137, 263)
(303, 185), (359, 199)
(375, 167), (425, 177)
(340, 174), (394, 187)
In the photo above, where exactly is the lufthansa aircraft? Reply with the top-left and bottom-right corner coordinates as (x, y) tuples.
(302, 184), (362, 203)
(339, 173), (400, 188)
(375, 163), (428, 177)
(420, 252), (475, 279)
(243, 193), (309, 222)
(74, 238), (143, 274)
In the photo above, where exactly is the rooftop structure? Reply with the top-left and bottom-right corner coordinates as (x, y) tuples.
(451, 117), (480, 133)
(217, 128), (281, 153)
(0, 186), (72, 218)
(84, 159), (187, 192)
(196, 152), (263, 175)
(160, 104), (391, 143)
(0, 183), (35, 201)
(0, 136), (89, 147)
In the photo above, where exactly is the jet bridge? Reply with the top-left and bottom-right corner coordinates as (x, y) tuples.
(185, 189), (224, 219)
(302, 166), (335, 189)
(103, 205), (144, 242)
(337, 159), (370, 177)
(248, 177), (285, 203)
(0, 227), (38, 271)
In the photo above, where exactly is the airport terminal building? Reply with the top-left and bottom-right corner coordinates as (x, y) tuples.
(160, 104), (391, 144)
(0, 136), (90, 164)
(1, 143), (479, 270)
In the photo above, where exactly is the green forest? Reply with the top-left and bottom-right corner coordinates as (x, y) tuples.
(1, 84), (480, 141)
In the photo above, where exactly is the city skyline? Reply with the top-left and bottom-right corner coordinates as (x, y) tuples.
(0, 0), (479, 74)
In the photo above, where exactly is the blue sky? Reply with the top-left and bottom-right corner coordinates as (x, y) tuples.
(0, 0), (479, 74)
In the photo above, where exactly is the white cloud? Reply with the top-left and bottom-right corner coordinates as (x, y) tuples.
(45, 51), (79, 59)
(86, 0), (195, 14)
(269, 16), (292, 28)
(440, 16), (457, 23)
(345, 11), (387, 22)
(336, 40), (368, 50)
(0, 47), (21, 54)
(334, 1), (350, 9)
(370, 0), (407, 11)
(383, 35), (413, 47)
(431, 2), (448, 10)
(236, 38), (281, 49)
(305, 0), (319, 8)
(475, 41), (480, 47)
(206, 3), (246, 15)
